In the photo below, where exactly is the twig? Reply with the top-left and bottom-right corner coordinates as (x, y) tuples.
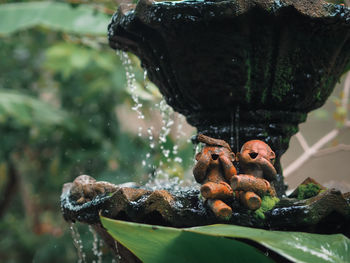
(295, 132), (310, 151)
(284, 129), (339, 177)
(313, 143), (350, 157)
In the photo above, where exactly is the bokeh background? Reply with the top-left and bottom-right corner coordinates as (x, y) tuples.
(0, 0), (349, 262)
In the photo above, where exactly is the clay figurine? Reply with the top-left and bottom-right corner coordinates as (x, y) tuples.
(193, 134), (237, 219)
(231, 140), (277, 210)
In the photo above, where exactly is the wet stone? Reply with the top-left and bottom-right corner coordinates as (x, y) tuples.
(61, 175), (350, 236)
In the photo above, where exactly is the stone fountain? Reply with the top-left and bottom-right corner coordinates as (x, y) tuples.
(61, 0), (350, 261)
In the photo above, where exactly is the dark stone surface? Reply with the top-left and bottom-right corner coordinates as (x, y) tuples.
(108, 0), (350, 194)
(61, 176), (350, 236)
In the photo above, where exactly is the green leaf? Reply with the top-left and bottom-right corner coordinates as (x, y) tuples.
(100, 216), (274, 263)
(190, 225), (350, 263)
(0, 2), (110, 36)
(101, 217), (350, 263)
(0, 90), (72, 128)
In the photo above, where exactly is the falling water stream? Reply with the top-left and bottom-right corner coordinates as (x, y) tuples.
(89, 226), (103, 263)
(70, 51), (193, 262)
(118, 51), (192, 189)
(118, 51), (145, 137)
(70, 223), (87, 263)
(173, 114), (185, 164)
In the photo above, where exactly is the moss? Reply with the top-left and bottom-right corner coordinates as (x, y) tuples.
(254, 196), (280, 220)
(244, 56), (252, 103)
(297, 183), (322, 200)
(271, 54), (303, 102)
(222, 215), (232, 221)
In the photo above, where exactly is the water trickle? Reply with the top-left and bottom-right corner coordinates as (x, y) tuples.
(230, 112), (234, 150)
(159, 99), (174, 143)
(89, 226), (103, 263)
(118, 52), (191, 188)
(114, 241), (122, 262)
(118, 51), (145, 136)
(70, 223), (87, 263)
(172, 114), (186, 164)
(154, 98), (175, 178)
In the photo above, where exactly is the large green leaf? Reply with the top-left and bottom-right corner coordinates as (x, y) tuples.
(190, 225), (350, 263)
(101, 216), (273, 263)
(0, 2), (110, 36)
(101, 216), (350, 263)
(0, 90), (71, 127)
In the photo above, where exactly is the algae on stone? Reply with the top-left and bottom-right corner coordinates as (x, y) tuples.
(254, 196), (280, 220)
(297, 183), (323, 200)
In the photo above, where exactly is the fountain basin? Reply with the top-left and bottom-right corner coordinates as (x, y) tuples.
(108, 0), (350, 151)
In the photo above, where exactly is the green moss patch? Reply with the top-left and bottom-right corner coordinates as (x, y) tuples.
(297, 183), (322, 200)
(254, 196), (280, 220)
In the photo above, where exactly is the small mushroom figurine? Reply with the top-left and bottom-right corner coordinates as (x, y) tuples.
(231, 140), (277, 210)
(193, 134), (237, 219)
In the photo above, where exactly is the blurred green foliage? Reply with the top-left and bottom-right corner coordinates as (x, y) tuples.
(0, 1), (193, 262)
(0, 2), (110, 36)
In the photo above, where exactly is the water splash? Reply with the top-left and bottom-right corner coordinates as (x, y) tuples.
(89, 226), (103, 263)
(70, 223), (87, 263)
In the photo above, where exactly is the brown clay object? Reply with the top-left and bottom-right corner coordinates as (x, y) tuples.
(239, 191), (262, 211)
(207, 199), (232, 220)
(236, 140), (277, 181)
(70, 175), (118, 204)
(201, 181), (233, 199)
(232, 140), (278, 210)
(196, 134), (231, 149)
(231, 175), (271, 196)
(194, 134), (237, 183)
(193, 134), (237, 219)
